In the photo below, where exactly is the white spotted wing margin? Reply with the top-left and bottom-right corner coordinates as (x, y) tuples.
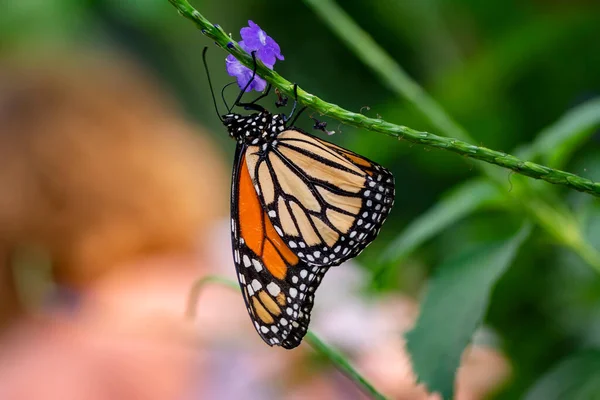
(246, 128), (395, 268)
(231, 143), (330, 349)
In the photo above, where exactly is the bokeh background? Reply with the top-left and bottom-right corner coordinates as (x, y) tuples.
(1, 0), (599, 399)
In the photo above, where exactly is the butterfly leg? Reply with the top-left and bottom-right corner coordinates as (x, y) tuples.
(237, 84), (272, 111)
(231, 52), (269, 113)
(285, 84), (308, 127)
(275, 88), (288, 108)
(286, 84), (299, 120)
(220, 81), (237, 111)
(231, 52), (263, 110)
(250, 84), (272, 104)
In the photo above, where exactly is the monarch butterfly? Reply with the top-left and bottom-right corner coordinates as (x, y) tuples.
(205, 49), (395, 349)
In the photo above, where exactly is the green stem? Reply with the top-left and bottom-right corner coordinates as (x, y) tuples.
(186, 275), (238, 319)
(187, 275), (388, 400)
(305, 331), (387, 400)
(168, 0), (600, 197)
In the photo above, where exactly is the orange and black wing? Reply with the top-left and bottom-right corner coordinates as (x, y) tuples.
(245, 129), (395, 268)
(231, 144), (327, 349)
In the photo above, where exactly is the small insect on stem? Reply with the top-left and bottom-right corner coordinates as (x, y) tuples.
(310, 113), (335, 135)
(275, 88), (288, 108)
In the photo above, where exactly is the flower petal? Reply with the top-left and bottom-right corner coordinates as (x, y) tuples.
(257, 49), (276, 69)
(249, 75), (267, 92)
(225, 54), (266, 93)
(265, 36), (284, 61)
(238, 41), (251, 53)
(240, 20), (264, 50)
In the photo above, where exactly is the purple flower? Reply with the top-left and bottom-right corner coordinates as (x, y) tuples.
(240, 21), (284, 67)
(225, 42), (267, 92)
(226, 20), (284, 92)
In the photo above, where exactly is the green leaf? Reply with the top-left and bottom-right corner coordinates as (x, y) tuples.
(379, 178), (501, 266)
(525, 351), (600, 400)
(518, 98), (600, 168)
(405, 224), (531, 399)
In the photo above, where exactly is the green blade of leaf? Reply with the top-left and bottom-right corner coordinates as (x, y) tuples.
(405, 223), (532, 399)
(525, 351), (600, 400)
(517, 97), (600, 168)
(378, 178), (502, 267)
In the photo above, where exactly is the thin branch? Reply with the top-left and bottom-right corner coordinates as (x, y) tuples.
(186, 275), (237, 319)
(305, 332), (387, 400)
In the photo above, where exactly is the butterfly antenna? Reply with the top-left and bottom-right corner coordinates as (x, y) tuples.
(230, 51), (259, 112)
(220, 81), (236, 111)
(202, 47), (224, 122)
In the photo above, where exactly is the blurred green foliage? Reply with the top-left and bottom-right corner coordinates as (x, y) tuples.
(2, 0), (600, 398)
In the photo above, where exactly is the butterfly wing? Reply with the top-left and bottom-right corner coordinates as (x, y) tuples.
(231, 143), (327, 349)
(245, 129), (395, 268)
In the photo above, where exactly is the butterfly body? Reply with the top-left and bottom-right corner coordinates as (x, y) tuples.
(224, 111), (285, 143)
(226, 109), (394, 349)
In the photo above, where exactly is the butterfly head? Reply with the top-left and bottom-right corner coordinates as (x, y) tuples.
(223, 111), (287, 143)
